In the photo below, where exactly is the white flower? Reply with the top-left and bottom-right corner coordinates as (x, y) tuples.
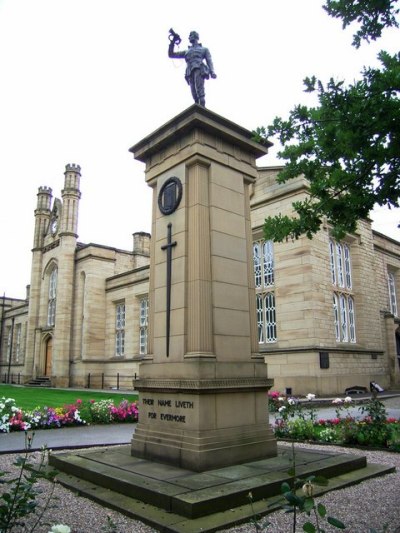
(288, 398), (296, 405)
(48, 525), (71, 533)
(344, 396), (352, 403)
(302, 481), (314, 497)
(278, 406), (286, 412)
(332, 398), (343, 405)
(306, 393), (316, 401)
(278, 397), (285, 402)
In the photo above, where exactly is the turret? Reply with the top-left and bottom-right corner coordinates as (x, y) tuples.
(60, 164), (81, 237)
(33, 186), (52, 249)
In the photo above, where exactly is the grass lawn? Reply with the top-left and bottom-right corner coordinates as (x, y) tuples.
(0, 384), (138, 411)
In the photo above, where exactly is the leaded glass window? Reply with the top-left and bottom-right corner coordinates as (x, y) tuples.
(47, 268), (57, 326)
(329, 239), (355, 343)
(388, 272), (398, 316)
(15, 324), (21, 362)
(253, 239), (276, 344)
(263, 240), (274, 287)
(265, 293), (277, 342)
(139, 298), (148, 355)
(348, 296), (356, 342)
(344, 245), (352, 289)
(333, 293), (340, 341)
(115, 302), (125, 356)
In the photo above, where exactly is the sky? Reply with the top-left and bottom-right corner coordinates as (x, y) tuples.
(0, 0), (399, 299)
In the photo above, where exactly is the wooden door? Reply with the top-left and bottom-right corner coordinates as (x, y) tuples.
(45, 338), (52, 376)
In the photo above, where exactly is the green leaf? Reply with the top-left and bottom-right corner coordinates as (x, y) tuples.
(327, 516), (346, 529)
(281, 482), (291, 494)
(303, 497), (315, 513)
(303, 522), (316, 533)
(317, 502), (327, 517)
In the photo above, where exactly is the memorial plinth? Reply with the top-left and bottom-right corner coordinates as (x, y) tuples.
(129, 105), (277, 471)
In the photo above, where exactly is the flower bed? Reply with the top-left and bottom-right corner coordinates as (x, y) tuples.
(0, 396), (138, 433)
(269, 391), (400, 451)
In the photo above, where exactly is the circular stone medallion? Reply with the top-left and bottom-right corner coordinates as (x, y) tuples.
(158, 177), (182, 215)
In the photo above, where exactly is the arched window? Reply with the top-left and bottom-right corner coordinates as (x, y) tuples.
(47, 268), (57, 326)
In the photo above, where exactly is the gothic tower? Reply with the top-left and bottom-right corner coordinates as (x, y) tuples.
(25, 164), (81, 386)
(25, 186), (53, 376)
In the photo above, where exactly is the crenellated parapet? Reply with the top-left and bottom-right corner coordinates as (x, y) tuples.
(33, 186), (53, 248)
(60, 163), (82, 237)
(36, 186), (52, 211)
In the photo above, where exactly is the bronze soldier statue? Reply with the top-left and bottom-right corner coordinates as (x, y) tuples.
(168, 29), (217, 107)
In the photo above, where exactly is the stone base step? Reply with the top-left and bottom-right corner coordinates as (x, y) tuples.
(50, 445), (395, 532)
(26, 377), (52, 387)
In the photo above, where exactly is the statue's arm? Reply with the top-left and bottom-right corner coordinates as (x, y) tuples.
(168, 42), (186, 59)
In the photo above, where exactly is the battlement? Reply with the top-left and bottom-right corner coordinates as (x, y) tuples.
(65, 163), (81, 174)
(38, 186), (52, 195)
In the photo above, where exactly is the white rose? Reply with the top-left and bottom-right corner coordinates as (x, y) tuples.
(306, 393), (316, 401)
(344, 396), (352, 403)
(278, 406), (286, 412)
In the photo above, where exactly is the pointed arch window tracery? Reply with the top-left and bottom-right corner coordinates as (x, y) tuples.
(47, 267), (58, 327)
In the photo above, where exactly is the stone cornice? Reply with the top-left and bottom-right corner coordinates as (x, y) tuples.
(135, 377), (274, 394)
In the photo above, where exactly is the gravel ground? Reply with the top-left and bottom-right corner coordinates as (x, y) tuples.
(1, 444), (399, 533)
(1, 397), (399, 533)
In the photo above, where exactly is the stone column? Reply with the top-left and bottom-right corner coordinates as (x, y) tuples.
(129, 105), (277, 471)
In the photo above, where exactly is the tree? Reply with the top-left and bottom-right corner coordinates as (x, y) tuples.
(258, 0), (400, 242)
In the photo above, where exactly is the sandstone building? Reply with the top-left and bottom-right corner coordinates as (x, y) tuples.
(1, 162), (399, 395)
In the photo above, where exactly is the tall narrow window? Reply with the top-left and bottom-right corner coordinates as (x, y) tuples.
(47, 268), (57, 326)
(256, 294), (264, 344)
(115, 302), (125, 356)
(348, 296), (356, 342)
(139, 298), (149, 355)
(388, 272), (398, 317)
(329, 239), (355, 343)
(15, 324), (21, 362)
(329, 240), (336, 285)
(253, 239), (276, 344)
(263, 240), (274, 287)
(339, 294), (349, 342)
(336, 242), (344, 288)
(344, 245), (352, 289)
(333, 294), (340, 341)
(6, 327), (12, 362)
(265, 292), (277, 342)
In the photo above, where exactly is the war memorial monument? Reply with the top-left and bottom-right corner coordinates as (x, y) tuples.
(50, 30), (393, 532)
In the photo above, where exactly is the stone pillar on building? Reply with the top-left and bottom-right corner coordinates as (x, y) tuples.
(25, 186), (53, 378)
(129, 105), (277, 472)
